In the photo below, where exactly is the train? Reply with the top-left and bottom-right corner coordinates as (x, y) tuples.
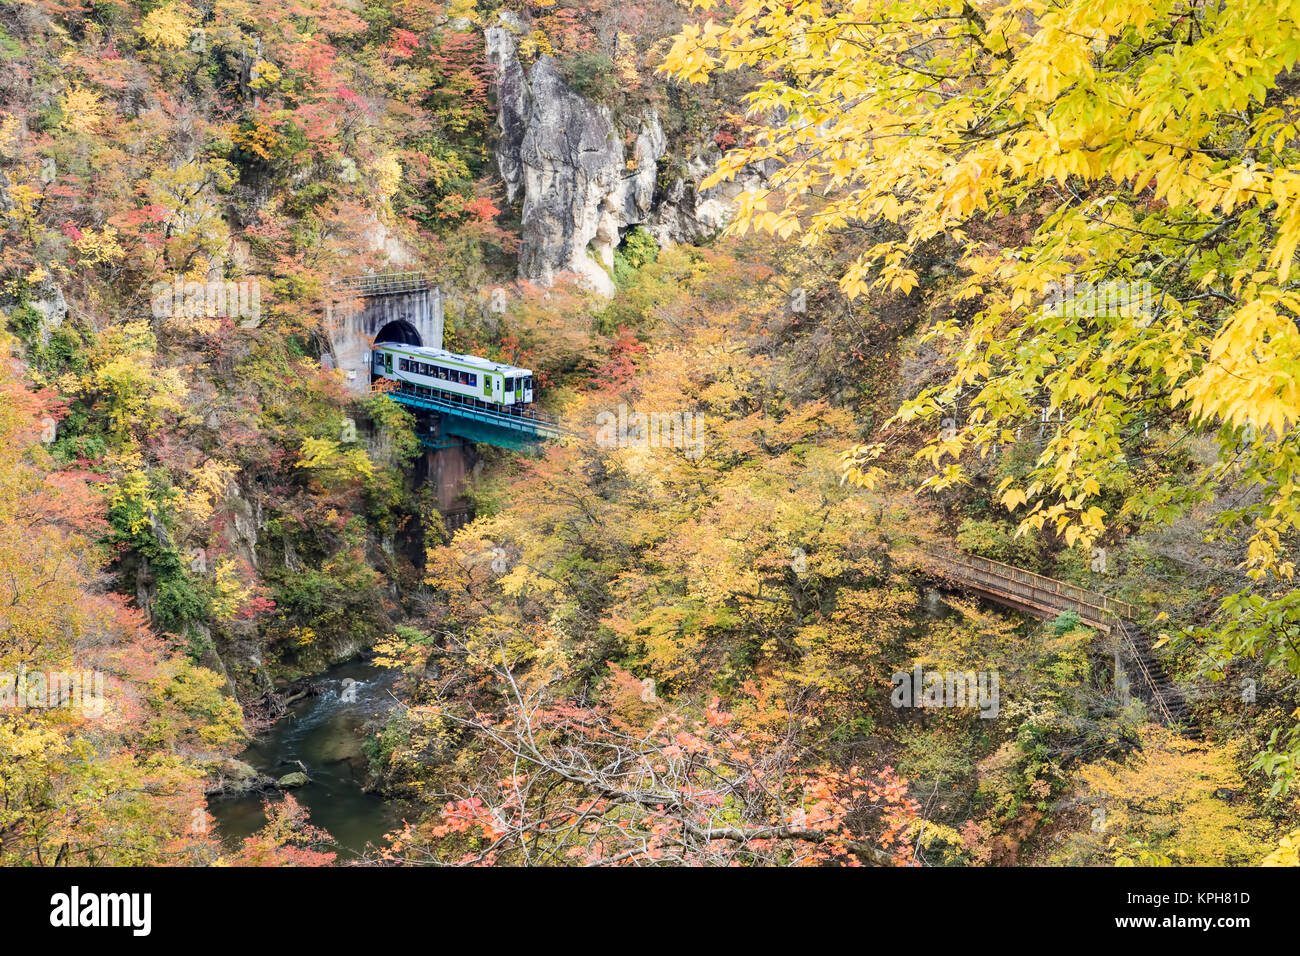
(371, 342), (535, 408)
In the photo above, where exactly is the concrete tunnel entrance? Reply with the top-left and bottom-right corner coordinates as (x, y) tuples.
(373, 319), (422, 346)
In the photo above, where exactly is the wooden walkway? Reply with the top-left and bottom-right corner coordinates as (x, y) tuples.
(914, 545), (1192, 730)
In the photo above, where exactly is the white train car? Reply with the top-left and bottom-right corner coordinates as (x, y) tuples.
(372, 343), (535, 407)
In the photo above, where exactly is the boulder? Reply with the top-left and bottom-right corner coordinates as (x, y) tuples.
(205, 758), (273, 795)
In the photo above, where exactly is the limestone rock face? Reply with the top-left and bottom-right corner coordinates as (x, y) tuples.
(22, 283), (68, 344)
(644, 153), (769, 247)
(487, 21), (529, 205)
(486, 24), (667, 297)
(224, 479), (261, 572)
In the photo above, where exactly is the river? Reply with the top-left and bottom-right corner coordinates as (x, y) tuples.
(209, 659), (412, 861)
(207, 589), (967, 861)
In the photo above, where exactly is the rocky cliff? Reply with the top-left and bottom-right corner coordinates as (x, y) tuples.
(486, 22), (664, 296)
(485, 19), (760, 297)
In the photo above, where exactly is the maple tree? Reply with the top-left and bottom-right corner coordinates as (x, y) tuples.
(663, 0), (1300, 796)
(219, 795), (337, 866)
(366, 244), (1164, 865)
(1059, 728), (1275, 865)
(0, 338), (241, 864)
(383, 651), (920, 866)
(0, 0), (500, 863)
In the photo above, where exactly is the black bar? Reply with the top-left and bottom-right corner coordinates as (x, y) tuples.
(1, 866), (1279, 944)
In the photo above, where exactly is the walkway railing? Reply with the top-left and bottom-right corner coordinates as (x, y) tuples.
(332, 273), (431, 297)
(914, 543), (1192, 731)
(1116, 620), (1181, 727)
(915, 545), (1138, 632)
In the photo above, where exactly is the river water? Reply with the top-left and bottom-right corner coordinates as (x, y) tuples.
(206, 590), (969, 861)
(209, 659), (412, 861)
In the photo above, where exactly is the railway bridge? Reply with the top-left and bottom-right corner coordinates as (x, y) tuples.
(369, 377), (568, 452)
(913, 545), (1193, 732)
(327, 273), (572, 521)
(328, 272), (568, 451)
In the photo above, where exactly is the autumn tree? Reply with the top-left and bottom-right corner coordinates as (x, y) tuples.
(381, 649), (921, 866)
(664, 0), (1300, 792)
(0, 339), (244, 864)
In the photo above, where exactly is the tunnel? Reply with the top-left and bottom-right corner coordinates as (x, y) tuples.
(374, 319), (422, 346)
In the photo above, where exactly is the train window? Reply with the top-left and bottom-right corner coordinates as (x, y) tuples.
(504, 377), (514, 391)
(399, 359), (409, 372)
(468, 373), (477, 387)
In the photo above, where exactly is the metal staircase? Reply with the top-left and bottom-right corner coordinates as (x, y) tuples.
(915, 544), (1195, 732)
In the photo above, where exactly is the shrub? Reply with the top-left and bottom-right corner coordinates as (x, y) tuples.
(560, 51), (617, 102)
(4, 304), (42, 344)
(613, 227), (659, 289)
(956, 517), (1039, 567)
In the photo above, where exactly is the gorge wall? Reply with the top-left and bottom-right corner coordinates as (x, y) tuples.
(484, 17), (763, 297)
